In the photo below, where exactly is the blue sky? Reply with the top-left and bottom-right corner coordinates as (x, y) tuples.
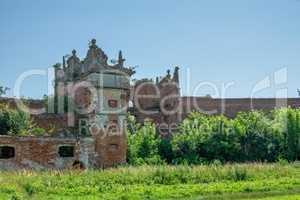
(0, 0), (300, 98)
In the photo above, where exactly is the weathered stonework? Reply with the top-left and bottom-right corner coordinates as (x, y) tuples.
(0, 39), (132, 169)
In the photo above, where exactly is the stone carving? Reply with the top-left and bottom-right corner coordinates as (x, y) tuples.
(54, 39), (136, 86)
(172, 66), (179, 84)
(66, 49), (81, 80)
(166, 69), (171, 79)
(83, 39), (108, 72)
(118, 50), (125, 68)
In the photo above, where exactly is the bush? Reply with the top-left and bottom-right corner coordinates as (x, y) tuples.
(126, 108), (300, 165)
(0, 104), (45, 136)
(127, 116), (164, 165)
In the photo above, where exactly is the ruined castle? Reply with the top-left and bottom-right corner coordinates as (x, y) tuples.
(0, 39), (133, 169)
(1, 39), (300, 169)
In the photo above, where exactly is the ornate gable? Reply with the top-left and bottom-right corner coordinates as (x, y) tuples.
(83, 39), (109, 73)
(54, 39), (136, 84)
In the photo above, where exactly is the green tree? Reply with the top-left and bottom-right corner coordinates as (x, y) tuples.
(172, 112), (212, 164)
(172, 112), (241, 164)
(126, 115), (164, 165)
(126, 108), (300, 165)
(233, 111), (280, 162)
(203, 115), (241, 162)
(274, 108), (300, 161)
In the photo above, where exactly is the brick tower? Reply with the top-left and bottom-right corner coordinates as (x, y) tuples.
(53, 39), (135, 167)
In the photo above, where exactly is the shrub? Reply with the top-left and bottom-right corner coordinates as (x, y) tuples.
(127, 108), (300, 165)
(127, 116), (164, 165)
(0, 104), (45, 136)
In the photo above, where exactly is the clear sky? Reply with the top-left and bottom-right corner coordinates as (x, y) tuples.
(0, 0), (300, 99)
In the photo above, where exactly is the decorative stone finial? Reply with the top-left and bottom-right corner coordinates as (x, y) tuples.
(166, 69), (171, 79)
(72, 49), (77, 56)
(91, 39), (96, 45)
(173, 66), (180, 84)
(118, 50), (125, 67)
(118, 50), (123, 61)
(63, 56), (66, 69)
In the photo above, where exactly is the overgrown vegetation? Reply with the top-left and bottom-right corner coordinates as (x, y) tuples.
(127, 115), (164, 165)
(0, 104), (45, 136)
(1, 103), (300, 199)
(127, 108), (300, 165)
(0, 163), (300, 200)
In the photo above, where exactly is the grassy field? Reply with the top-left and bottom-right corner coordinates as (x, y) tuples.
(0, 163), (300, 200)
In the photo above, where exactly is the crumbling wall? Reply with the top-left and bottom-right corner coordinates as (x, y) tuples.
(132, 76), (181, 126)
(0, 136), (78, 169)
(0, 134), (127, 170)
(0, 98), (68, 133)
(31, 114), (69, 133)
(0, 136), (95, 170)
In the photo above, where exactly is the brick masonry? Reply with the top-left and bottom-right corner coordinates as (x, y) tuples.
(131, 70), (300, 127)
(0, 134), (126, 170)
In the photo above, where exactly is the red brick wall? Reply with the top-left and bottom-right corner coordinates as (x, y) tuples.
(133, 82), (160, 110)
(181, 97), (300, 118)
(133, 97), (300, 125)
(93, 133), (127, 168)
(0, 135), (126, 169)
(0, 136), (79, 169)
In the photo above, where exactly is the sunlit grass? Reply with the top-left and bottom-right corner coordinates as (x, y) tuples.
(0, 162), (300, 200)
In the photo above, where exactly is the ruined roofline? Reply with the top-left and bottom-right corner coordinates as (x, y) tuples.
(55, 39), (135, 82)
(134, 67), (180, 86)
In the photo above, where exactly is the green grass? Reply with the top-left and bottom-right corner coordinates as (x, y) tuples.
(0, 163), (300, 200)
